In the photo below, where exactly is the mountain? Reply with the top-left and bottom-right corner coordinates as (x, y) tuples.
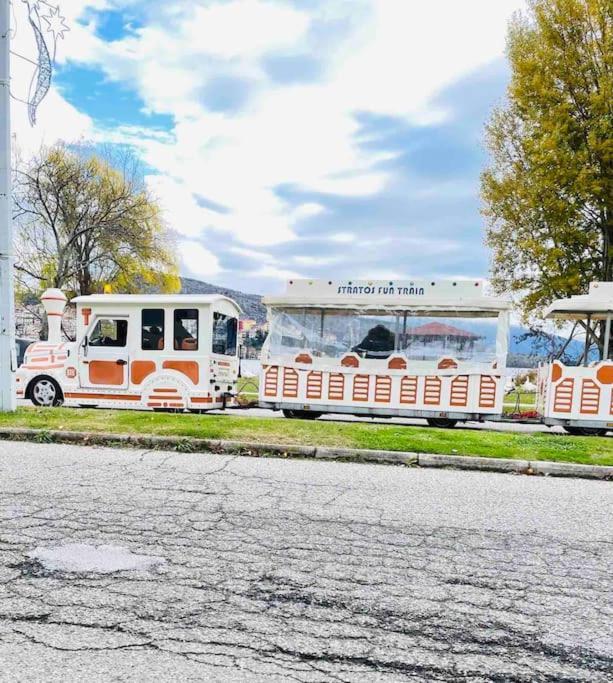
(180, 278), (267, 323)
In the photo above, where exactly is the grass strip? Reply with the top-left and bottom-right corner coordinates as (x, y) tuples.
(0, 407), (611, 466)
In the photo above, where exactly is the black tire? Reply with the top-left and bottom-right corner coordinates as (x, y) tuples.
(282, 409), (322, 420)
(563, 426), (607, 437)
(426, 418), (458, 429)
(29, 376), (63, 407)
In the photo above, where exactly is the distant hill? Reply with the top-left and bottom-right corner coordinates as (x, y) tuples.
(180, 278), (267, 323)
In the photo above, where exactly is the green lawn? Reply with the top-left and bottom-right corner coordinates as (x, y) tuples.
(237, 375), (259, 400)
(503, 391), (537, 413)
(0, 407), (611, 466)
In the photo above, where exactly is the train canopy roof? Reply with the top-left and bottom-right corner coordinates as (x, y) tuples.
(263, 279), (511, 317)
(544, 282), (613, 320)
(72, 294), (242, 313)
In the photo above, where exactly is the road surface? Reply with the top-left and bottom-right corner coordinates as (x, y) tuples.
(0, 440), (611, 681)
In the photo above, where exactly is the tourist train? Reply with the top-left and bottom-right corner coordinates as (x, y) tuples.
(15, 279), (613, 436)
(17, 290), (241, 412)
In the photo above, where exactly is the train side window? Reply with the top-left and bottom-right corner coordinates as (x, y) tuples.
(89, 318), (128, 347)
(142, 309), (165, 350)
(212, 313), (238, 356)
(174, 309), (199, 351)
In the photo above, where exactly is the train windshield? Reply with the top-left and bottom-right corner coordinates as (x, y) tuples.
(266, 308), (502, 363)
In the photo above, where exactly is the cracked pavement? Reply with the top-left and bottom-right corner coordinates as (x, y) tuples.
(0, 440), (611, 682)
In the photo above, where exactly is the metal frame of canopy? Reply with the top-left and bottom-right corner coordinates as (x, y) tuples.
(544, 282), (613, 364)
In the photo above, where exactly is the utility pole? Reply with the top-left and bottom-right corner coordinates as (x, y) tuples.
(0, 0), (16, 412)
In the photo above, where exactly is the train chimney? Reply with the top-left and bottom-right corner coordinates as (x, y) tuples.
(41, 289), (67, 344)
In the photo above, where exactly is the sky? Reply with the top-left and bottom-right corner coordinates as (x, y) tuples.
(9, 0), (528, 295)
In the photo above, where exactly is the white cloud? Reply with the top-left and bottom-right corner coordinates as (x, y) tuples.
(11, 0), (528, 289)
(179, 240), (221, 279)
(146, 175), (213, 238)
(328, 233), (355, 244)
(182, 0), (310, 59)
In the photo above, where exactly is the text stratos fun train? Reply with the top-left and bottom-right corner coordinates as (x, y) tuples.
(15, 279), (613, 436)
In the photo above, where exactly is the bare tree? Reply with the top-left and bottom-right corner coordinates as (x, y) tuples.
(13, 143), (179, 300)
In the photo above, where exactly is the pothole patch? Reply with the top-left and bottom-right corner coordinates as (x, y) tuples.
(28, 543), (166, 573)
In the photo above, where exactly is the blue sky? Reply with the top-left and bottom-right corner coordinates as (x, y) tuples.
(11, 0), (527, 295)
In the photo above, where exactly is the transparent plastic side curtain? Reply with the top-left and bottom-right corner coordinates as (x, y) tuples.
(267, 307), (508, 364)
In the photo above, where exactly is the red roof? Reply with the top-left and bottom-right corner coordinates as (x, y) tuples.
(407, 322), (480, 339)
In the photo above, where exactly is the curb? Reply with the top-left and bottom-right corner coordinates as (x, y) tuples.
(0, 428), (611, 480)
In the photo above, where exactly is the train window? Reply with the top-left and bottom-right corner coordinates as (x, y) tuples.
(89, 318), (128, 348)
(142, 309), (165, 350)
(174, 309), (199, 351)
(212, 313), (238, 356)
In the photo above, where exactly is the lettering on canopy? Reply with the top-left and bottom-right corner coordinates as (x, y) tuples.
(337, 284), (425, 296)
(285, 279), (484, 299)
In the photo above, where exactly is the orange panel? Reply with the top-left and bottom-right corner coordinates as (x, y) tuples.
(400, 376), (418, 404)
(424, 376), (442, 405)
(553, 378), (574, 413)
(478, 376), (497, 409)
(264, 366), (279, 397)
(375, 375), (392, 403)
(328, 373), (345, 400)
(450, 375), (469, 407)
(388, 357), (407, 370)
(580, 379), (600, 414)
(596, 364), (613, 385)
(352, 375), (370, 402)
(341, 355), (359, 368)
(295, 353), (313, 364)
(65, 392), (140, 401)
(283, 368), (299, 398)
(551, 362), (563, 382)
(306, 371), (323, 399)
(132, 360), (156, 385)
(89, 360), (124, 386)
(162, 360), (199, 385)
(438, 358), (458, 370)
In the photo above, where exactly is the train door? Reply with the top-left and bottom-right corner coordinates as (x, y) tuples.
(79, 315), (130, 390)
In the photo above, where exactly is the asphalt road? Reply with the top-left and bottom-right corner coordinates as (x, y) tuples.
(0, 441), (611, 682)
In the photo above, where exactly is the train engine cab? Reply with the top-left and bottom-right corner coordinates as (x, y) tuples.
(17, 289), (242, 411)
(259, 279), (511, 426)
(537, 282), (613, 436)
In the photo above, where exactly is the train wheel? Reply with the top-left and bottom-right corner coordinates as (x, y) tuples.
(29, 377), (63, 407)
(282, 409), (322, 420)
(426, 418), (458, 429)
(563, 426), (607, 437)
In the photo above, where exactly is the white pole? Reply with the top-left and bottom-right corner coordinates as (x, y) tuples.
(0, 0), (16, 412)
(604, 313), (611, 361)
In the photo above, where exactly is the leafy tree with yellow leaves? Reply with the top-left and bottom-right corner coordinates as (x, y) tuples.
(13, 143), (180, 299)
(482, 0), (612, 328)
